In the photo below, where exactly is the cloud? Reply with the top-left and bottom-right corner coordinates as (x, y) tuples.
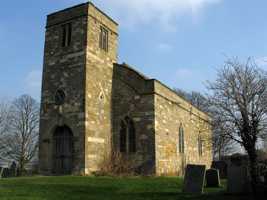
(176, 68), (194, 77)
(157, 43), (173, 52)
(96, 0), (222, 31)
(24, 70), (42, 99)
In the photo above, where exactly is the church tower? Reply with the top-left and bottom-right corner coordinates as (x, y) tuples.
(39, 2), (118, 175)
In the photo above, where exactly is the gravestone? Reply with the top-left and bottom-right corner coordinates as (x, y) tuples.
(206, 168), (220, 187)
(227, 163), (251, 194)
(0, 168), (9, 178)
(9, 162), (17, 177)
(211, 161), (227, 179)
(0, 167), (4, 178)
(183, 164), (206, 194)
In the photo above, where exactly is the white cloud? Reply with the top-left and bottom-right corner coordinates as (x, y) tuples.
(176, 68), (194, 77)
(24, 70), (42, 99)
(96, 0), (222, 31)
(157, 43), (173, 52)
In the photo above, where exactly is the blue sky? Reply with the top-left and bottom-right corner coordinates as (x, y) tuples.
(1, 0), (267, 100)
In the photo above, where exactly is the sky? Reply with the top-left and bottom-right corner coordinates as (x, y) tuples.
(0, 0), (267, 100)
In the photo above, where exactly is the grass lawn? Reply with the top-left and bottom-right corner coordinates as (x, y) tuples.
(0, 176), (251, 200)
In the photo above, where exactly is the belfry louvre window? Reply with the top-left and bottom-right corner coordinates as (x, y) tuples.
(179, 125), (185, 154)
(99, 26), (108, 51)
(119, 116), (136, 153)
(61, 23), (72, 47)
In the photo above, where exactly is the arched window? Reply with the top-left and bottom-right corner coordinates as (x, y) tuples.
(179, 125), (185, 154)
(198, 134), (203, 156)
(55, 89), (66, 105)
(119, 121), (127, 152)
(119, 116), (136, 153)
(127, 117), (136, 153)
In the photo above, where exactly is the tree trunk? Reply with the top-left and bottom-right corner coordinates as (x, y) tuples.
(19, 157), (25, 176)
(247, 146), (259, 197)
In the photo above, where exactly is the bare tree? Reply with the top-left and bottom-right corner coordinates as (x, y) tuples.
(0, 100), (10, 161)
(207, 57), (267, 194)
(0, 99), (9, 136)
(173, 88), (189, 101)
(0, 95), (39, 173)
(211, 113), (236, 159)
(174, 89), (210, 113)
(174, 88), (235, 158)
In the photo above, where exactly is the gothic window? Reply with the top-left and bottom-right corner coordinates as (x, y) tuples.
(179, 125), (185, 154)
(55, 89), (66, 105)
(127, 117), (136, 153)
(198, 135), (203, 156)
(61, 23), (72, 47)
(119, 116), (136, 153)
(99, 26), (108, 52)
(119, 120), (127, 153)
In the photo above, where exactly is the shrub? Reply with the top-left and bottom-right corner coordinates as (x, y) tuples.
(95, 151), (137, 176)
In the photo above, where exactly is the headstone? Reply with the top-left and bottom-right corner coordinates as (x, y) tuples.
(183, 164), (206, 194)
(1, 168), (9, 178)
(206, 168), (220, 187)
(0, 167), (4, 178)
(227, 164), (251, 194)
(9, 162), (17, 177)
(211, 161), (227, 179)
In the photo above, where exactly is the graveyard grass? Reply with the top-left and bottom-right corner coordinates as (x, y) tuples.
(0, 176), (250, 200)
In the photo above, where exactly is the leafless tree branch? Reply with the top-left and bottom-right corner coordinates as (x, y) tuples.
(206, 57), (267, 194)
(0, 95), (39, 173)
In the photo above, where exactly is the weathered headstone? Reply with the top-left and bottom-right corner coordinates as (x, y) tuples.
(227, 164), (251, 194)
(0, 168), (9, 178)
(183, 164), (206, 194)
(211, 161), (227, 179)
(0, 167), (4, 178)
(206, 168), (220, 187)
(9, 162), (17, 177)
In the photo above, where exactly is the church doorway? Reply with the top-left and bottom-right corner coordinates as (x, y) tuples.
(52, 125), (74, 175)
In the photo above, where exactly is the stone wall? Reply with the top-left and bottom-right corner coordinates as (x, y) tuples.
(39, 2), (213, 176)
(154, 81), (212, 176)
(84, 3), (118, 174)
(112, 64), (155, 174)
(39, 3), (88, 174)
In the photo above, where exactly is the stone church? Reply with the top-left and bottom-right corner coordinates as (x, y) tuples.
(39, 2), (212, 176)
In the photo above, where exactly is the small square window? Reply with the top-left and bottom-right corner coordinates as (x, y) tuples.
(61, 23), (72, 47)
(99, 26), (108, 52)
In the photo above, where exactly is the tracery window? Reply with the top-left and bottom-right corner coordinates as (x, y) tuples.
(119, 116), (136, 153)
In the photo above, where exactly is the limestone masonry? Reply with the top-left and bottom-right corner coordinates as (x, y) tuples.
(39, 2), (212, 176)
